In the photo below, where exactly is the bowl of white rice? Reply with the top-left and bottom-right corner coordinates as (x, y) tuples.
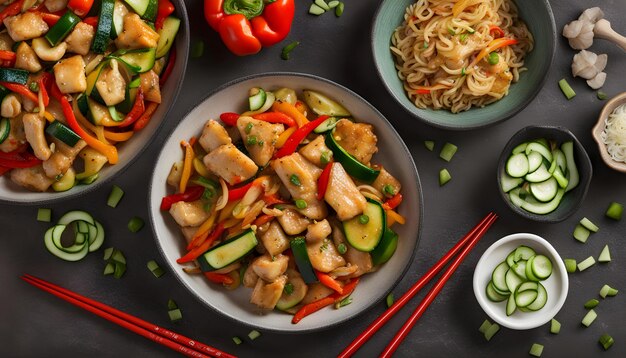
(593, 92), (626, 173)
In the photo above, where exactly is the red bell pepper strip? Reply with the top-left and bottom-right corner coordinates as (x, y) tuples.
(118, 88), (145, 127)
(292, 278), (360, 324)
(316, 161), (333, 201)
(0, 0), (24, 25)
(160, 185), (204, 211)
(262, 193), (288, 206)
(50, 80), (119, 164)
(159, 47), (176, 86)
(204, 272), (234, 285)
(83, 16), (99, 27)
(274, 115), (329, 159)
(252, 112), (296, 127)
(0, 151), (41, 168)
(68, 0), (95, 17)
(0, 166), (10, 176)
(0, 82), (39, 103)
(315, 271), (343, 294)
(36, 77), (50, 107)
(36, 11), (62, 26)
(204, 0), (295, 56)
(227, 181), (253, 201)
(0, 50), (16, 62)
(155, 0), (175, 30)
(219, 112), (239, 126)
(489, 25), (505, 38)
(177, 222), (226, 263)
(252, 214), (274, 227)
(132, 101), (158, 131)
(382, 193), (403, 211)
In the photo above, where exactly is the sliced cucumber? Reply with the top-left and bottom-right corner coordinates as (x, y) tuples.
(486, 281), (509, 302)
(527, 151), (543, 173)
(506, 293), (516, 316)
(509, 188), (525, 207)
(514, 246), (536, 261)
(511, 142), (528, 154)
(248, 88), (266, 111)
(303, 90), (351, 117)
(501, 172), (524, 193)
(198, 229), (257, 271)
(44, 225), (90, 261)
(58, 210), (95, 226)
(515, 288), (538, 308)
(275, 268), (307, 311)
(553, 149), (566, 171)
(561, 141), (579, 192)
(124, 0), (158, 21)
(52, 167), (76, 192)
(89, 221), (105, 252)
(526, 283), (548, 311)
(506, 153), (529, 178)
(579, 217), (599, 232)
(525, 142), (553, 162)
(525, 164), (551, 183)
(313, 116), (340, 134)
(521, 188), (565, 215)
(573, 224), (590, 243)
(343, 198), (385, 252)
(156, 16), (181, 58)
(529, 177), (558, 202)
(370, 228), (398, 266)
(511, 260), (527, 280)
(552, 166), (569, 188)
(524, 256), (540, 282)
(530, 255), (553, 280)
(505, 268), (523, 293)
(491, 261), (510, 293)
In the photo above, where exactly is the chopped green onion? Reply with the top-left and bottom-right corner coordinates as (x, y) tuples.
(245, 123), (253, 134)
(584, 298), (599, 309)
(281, 41), (300, 60)
(29, 82), (39, 92)
(558, 78), (576, 100)
(107, 185), (124, 208)
(599, 284), (618, 298)
(335, 1), (344, 17)
(147, 260), (165, 278)
(447, 28), (456, 36)
(113, 261), (126, 279)
(579, 217), (599, 232)
(191, 39), (204, 58)
(581, 309), (597, 327)
(328, 0), (339, 8)
(167, 299), (178, 310)
(232, 336), (242, 345)
(283, 282), (294, 295)
(605, 201), (623, 220)
(358, 214), (369, 224)
(103, 247), (114, 260)
(423, 41), (428, 49)
(336, 296), (352, 308)
(248, 329), (261, 340)
(386, 292), (394, 307)
(597, 91), (607, 100)
(599, 334), (614, 350)
(461, 67), (466, 76)
(337, 243), (347, 254)
(484, 323), (500, 341)
(439, 142), (458, 162)
(487, 52), (499, 65)
(478, 319), (492, 334)
(246, 135), (257, 145)
(314, 0), (330, 10)
(168, 308), (183, 322)
(460, 33), (468, 42)
(290, 174), (301, 187)
(295, 199), (307, 209)
(382, 184), (396, 196)
(37, 208), (52, 222)
(577, 256), (595, 271)
(573, 224), (590, 243)
(424, 140), (435, 151)
(529, 343), (544, 357)
(320, 151), (332, 165)
(309, 3), (325, 15)
(564, 258), (577, 273)
(103, 262), (115, 275)
(439, 168), (452, 186)
(598, 245), (611, 263)
(550, 319), (561, 334)
(127, 216), (144, 233)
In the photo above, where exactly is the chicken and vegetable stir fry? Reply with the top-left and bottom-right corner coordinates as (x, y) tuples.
(163, 87), (406, 323)
(0, 0), (180, 191)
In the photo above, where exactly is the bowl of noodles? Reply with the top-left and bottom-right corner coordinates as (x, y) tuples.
(592, 92), (626, 173)
(372, 0), (556, 130)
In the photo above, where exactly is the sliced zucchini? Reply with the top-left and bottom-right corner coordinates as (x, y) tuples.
(290, 236), (317, 284)
(111, 0), (126, 39)
(0, 117), (10, 144)
(501, 172), (524, 193)
(325, 130), (380, 183)
(303, 90), (351, 117)
(525, 164), (551, 183)
(92, 0), (115, 54)
(52, 167), (76, 192)
(248, 88), (266, 111)
(45, 10), (81, 46)
(198, 229), (257, 271)
(506, 152), (529, 178)
(275, 268), (308, 311)
(124, 0), (158, 21)
(525, 142), (553, 162)
(0, 68), (29, 84)
(77, 93), (119, 126)
(45, 120), (81, 147)
(313, 116), (340, 134)
(521, 188), (565, 215)
(529, 177), (558, 202)
(370, 228), (398, 266)
(156, 16), (181, 58)
(111, 48), (157, 74)
(343, 198), (385, 252)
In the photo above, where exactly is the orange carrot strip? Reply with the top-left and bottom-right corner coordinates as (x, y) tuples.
(272, 101), (309, 127)
(316, 271), (343, 294)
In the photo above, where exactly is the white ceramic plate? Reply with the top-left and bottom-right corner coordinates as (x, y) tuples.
(473, 233), (568, 330)
(149, 73), (422, 332)
(0, 3), (189, 205)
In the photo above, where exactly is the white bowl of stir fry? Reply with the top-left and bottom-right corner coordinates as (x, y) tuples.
(0, 0), (188, 203)
(150, 73), (422, 332)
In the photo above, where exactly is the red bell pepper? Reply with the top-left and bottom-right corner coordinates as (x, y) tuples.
(382, 193), (403, 211)
(155, 0), (175, 30)
(252, 214), (274, 227)
(204, 0), (295, 56)
(274, 115), (329, 159)
(262, 193), (288, 206)
(177, 222), (226, 263)
(83, 16), (99, 27)
(159, 48), (176, 86)
(160, 185), (204, 211)
(0, 150), (41, 168)
(68, 0), (94, 17)
(292, 278), (359, 324)
(0, 166), (10, 176)
(489, 25), (505, 38)
(132, 101), (158, 131)
(36, 77), (50, 107)
(227, 181), (253, 201)
(0, 82), (39, 103)
(0, 0), (24, 25)
(252, 112), (296, 127)
(204, 272), (234, 285)
(0, 50), (16, 62)
(118, 88), (145, 127)
(316, 161), (333, 200)
(219, 112), (239, 126)
(36, 11), (62, 26)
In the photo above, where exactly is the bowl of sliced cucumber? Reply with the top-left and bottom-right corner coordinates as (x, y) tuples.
(473, 233), (568, 330)
(497, 126), (592, 223)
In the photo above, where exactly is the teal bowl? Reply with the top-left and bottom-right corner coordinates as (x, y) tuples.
(372, 0), (556, 130)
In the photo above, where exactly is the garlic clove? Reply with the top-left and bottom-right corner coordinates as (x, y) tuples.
(579, 7), (604, 23)
(563, 20), (584, 38)
(594, 54), (608, 72)
(586, 72), (606, 89)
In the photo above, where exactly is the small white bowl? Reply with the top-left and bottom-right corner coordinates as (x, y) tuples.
(473, 233), (568, 330)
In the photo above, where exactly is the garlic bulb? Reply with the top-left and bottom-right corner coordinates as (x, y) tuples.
(562, 7), (605, 50)
(572, 50), (607, 79)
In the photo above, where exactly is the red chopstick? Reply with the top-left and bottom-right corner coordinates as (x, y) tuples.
(339, 212), (497, 358)
(21, 274), (236, 358)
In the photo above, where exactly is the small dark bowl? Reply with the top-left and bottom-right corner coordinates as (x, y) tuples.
(497, 126), (592, 223)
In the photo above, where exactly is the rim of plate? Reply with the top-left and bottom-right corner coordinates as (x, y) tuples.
(148, 72), (424, 333)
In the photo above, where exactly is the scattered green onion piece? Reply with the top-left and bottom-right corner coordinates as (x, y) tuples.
(598, 245), (611, 263)
(581, 309), (597, 327)
(113, 262), (126, 279)
(29, 82), (39, 92)
(461, 67), (466, 76)
(382, 184), (396, 196)
(290, 174), (301, 187)
(605, 201), (623, 220)
(147, 260), (165, 278)
(246, 135), (257, 145)
(483, 323), (500, 341)
(191, 39), (204, 58)
(550, 319), (561, 334)
(337, 296), (352, 308)
(447, 27), (456, 36)
(168, 308), (183, 322)
(107, 185), (124, 208)
(335, 1), (344, 17)
(167, 299), (178, 310)
(320, 151), (331, 165)
(328, 0), (339, 8)
(599, 284), (618, 298)
(439, 168), (452, 186)
(599, 334), (614, 350)
(232, 336), (242, 345)
(103, 262), (115, 275)
(309, 3), (325, 15)
(577, 256), (595, 271)
(424, 140), (435, 151)
(248, 329), (261, 340)
(358, 214), (369, 225)
(244, 123), (253, 134)
(573, 224), (590, 243)
(283, 282), (294, 295)
(478, 319), (492, 334)
(460, 33), (468, 42)
(584, 298), (599, 309)
(337, 243), (347, 254)
(281, 41), (300, 60)
(314, 0), (330, 11)
(439, 142), (458, 162)
(487, 52), (499, 65)
(423, 41), (428, 49)
(103, 247), (114, 260)
(111, 249), (126, 264)
(564, 258), (577, 273)
(37, 208), (52, 222)
(386, 293), (394, 308)
(127, 216), (144, 233)
(579, 217), (599, 232)
(558, 79), (576, 100)
(597, 91), (607, 100)
(295, 199), (307, 209)
(529, 343), (544, 357)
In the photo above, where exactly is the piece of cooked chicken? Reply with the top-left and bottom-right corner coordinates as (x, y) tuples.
(10, 165), (55, 192)
(53, 55), (87, 94)
(332, 119), (378, 164)
(299, 135), (333, 168)
(276, 207), (311, 235)
(251, 254), (289, 282)
(169, 200), (210, 227)
(236, 116), (284, 167)
(250, 275), (287, 310)
(114, 13), (159, 49)
(260, 220), (290, 256)
(199, 120), (232, 153)
(324, 162), (367, 221)
(4, 12), (49, 42)
(64, 22), (95, 56)
(203, 144), (257, 185)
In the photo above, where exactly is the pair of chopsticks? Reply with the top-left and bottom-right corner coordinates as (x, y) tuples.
(339, 212), (498, 357)
(21, 274), (236, 358)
